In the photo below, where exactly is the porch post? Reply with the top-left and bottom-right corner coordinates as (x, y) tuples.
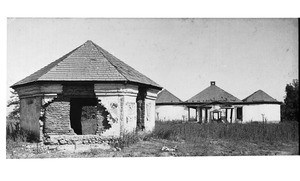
(205, 108), (208, 123)
(199, 108), (202, 123)
(230, 108), (233, 123)
(188, 107), (190, 121)
(195, 107), (198, 121)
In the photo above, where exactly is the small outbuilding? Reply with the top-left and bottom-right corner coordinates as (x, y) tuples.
(11, 40), (162, 144)
(155, 89), (188, 121)
(241, 90), (281, 123)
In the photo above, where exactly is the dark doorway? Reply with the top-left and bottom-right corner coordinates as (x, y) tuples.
(237, 107), (243, 121)
(70, 98), (98, 135)
(136, 87), (147, 131)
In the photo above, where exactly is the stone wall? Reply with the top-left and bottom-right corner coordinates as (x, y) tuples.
(44, 135), (106, 145)
(44, 134), (121, 146)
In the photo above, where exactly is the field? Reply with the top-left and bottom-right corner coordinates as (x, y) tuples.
(6, 120), (299, 158)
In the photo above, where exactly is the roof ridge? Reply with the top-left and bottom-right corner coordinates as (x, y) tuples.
(165, 89), (183, 102)
(11, 44), (82, 88)
(188, 85), (210, 101)
(92, 41), (161, 88)
(38, 43), (85, 81)
(242, 90), (258, 101)
(243, 89), (278, 102)
(215, 85), (241, 100)
(187, 84), (241, 102)
(156, 89), (182, 103)
(91, 42), (128, 81)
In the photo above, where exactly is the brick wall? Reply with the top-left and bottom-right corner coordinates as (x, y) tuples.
(44, 101), (75, 135)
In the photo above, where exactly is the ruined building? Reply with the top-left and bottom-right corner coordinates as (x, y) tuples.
(11, 40), (162, 144)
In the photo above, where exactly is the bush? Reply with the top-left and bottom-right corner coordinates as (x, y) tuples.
(6, 118), (39, 143)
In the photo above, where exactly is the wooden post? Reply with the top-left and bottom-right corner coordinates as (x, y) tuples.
(199, 108), (202, 123)
(195, 107), (198, 122)
(205, 108), (207, 123)
(205, 108), (208, 123)
(230, 108), (233, 123)
(188, 107), (190, 121)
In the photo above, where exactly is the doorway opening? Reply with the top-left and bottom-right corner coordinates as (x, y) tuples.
(237, 107), (243, 121)
(70, 97), (102, 135)
(136, 87), (147, 131)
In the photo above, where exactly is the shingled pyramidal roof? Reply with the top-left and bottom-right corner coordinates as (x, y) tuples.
(156, 89), (182, 104)
(242, 90), (279, 103)
(186, 81), (241, 103)
(12, 40), (161, 89)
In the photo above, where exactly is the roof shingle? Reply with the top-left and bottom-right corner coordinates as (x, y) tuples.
(12, 40), (161, 89)
(156, 89), (182, 104)
(186, 82), (241, 103)
(242, 90), (279, 103)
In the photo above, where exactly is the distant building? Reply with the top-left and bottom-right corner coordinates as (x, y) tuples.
(185, 81), (242, 123)
(241, 90), (281, 123)
(158, 81), (282, 123)
(155, 89), (188, 121)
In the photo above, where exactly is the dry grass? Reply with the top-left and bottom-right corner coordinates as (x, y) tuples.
(6, 118), (299, 158)
(150, 121), (299, 144)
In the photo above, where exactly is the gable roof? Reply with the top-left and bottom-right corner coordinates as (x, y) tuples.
(243, 90), (279, 103)
(186, 82), (241, 103)
(156, 89), (182, 104)
(11, 40), (161, 89)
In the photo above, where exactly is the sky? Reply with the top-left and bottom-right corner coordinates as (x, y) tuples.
(7, 18), (298, 102)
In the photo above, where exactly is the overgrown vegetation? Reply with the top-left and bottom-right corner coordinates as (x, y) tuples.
(110, 132), (142, 149)
(150, 121), (299, 144)
(6, 118), (39, 143)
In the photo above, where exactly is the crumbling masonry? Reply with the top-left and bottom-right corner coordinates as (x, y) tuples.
(11, 40), (162, 145)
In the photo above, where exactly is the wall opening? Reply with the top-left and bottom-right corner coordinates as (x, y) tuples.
(237, 107), (243, 121)
(70, 98), (98, 135)
(136, 87), (147, 130)
(69, 97), (113, 135)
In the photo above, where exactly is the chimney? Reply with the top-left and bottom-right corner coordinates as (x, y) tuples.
(210, 81), (215, 86)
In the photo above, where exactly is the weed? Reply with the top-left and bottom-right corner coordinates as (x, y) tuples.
(151, 121), (299, 144)
(110, 132), (141, 149)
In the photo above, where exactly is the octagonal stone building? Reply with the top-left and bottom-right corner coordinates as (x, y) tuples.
(11, 40), (162, 143)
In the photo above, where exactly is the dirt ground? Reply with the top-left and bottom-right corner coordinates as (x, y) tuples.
(6, 138), (299, 159)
